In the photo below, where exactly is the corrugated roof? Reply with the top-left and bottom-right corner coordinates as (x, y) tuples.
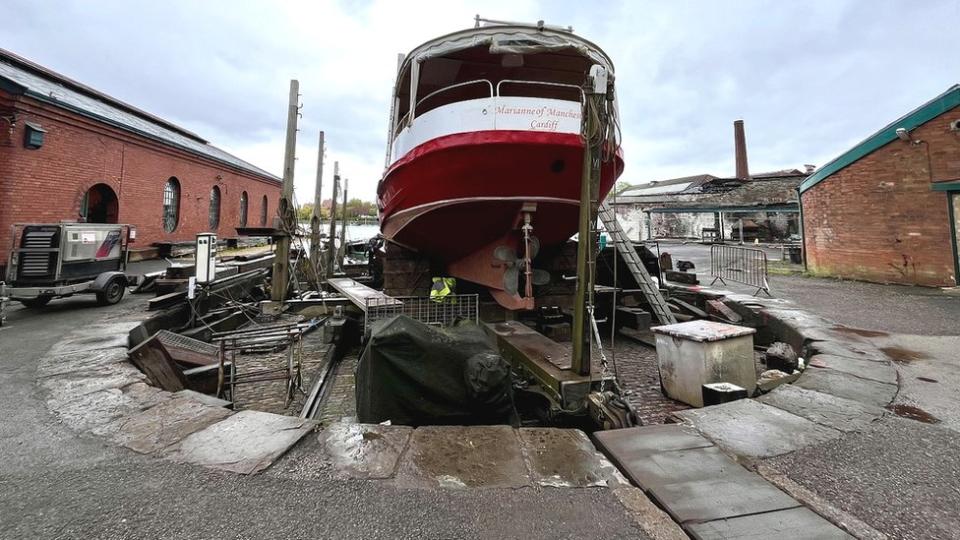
(799, 84), (960, 194)
(613, 172), (803, 211)
(0, 49), (280, 183)
(618, 174), (717, 197)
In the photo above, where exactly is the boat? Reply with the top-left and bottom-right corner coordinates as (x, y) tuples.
(378, 18), (623, 309)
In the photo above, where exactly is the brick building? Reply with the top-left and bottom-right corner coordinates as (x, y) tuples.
(800, 85), (960, 287)
(0, 49), (280, 269)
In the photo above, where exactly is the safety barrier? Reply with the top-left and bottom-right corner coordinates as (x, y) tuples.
(709, 245), (771, 296)
(364, 294), (480, 336)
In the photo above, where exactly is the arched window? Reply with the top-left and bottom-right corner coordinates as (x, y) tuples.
(162, 177), (180, 233)
(239, 191), (249, 227)
(260, 195), (268, 226)
(209, 186), (221, 229)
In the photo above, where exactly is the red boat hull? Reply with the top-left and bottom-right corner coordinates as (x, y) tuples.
(379, 130), (623, 307)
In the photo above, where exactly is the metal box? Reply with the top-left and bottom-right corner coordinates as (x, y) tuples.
(195, 233), (217, 283)
(651, 320), (757, 407)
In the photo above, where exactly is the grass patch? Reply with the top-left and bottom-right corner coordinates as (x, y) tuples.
(767, 260), (807, 276)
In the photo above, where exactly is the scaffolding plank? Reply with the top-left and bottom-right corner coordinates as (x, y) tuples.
(327, 277), (400, 312)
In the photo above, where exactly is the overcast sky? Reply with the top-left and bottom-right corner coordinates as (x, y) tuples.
(7, 0), (959, 204)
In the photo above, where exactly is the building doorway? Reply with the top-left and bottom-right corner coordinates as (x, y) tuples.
(81, 183), (119, 223)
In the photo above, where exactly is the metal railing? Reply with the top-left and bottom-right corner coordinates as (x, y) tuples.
(709, 244), (771, 296)
(395, 78), (586, 138)
(395, 79), (495, 135)
(496, 79), (585, 102)
(364, 294), (480, 335)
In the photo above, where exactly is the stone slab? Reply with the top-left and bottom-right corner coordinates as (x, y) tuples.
(593, 425), (713, 458)
(395, 425), (530, 489)
(653, 474), (799, 524)
(807, 354), (897, 385)
(805, 340), (889, 363)
(688, 507), (852, 539)
(164, 410), (314, 474)
(758, 384), (884, 432)
(760, 308), (836, 350)
(794, 367), (897, 408)
(612, 487), (689, 540)
(318, 422), (412, 480)
(50, 387), (145, 432)
(39, 362), (146, 404)
(36, 347), (129, 378)
(122, 382), (172, 410)
(675, 399), (842, 459)
(518, 428), (628, 488)
(615, 444), (759, 490)
(172, 389), (233, 408)
(48, 322), (139, 355)
(108, 396), (233, 454)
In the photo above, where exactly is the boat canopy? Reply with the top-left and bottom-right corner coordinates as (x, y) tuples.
(407, 26), (614, 73)
(395, 25), (615, 126)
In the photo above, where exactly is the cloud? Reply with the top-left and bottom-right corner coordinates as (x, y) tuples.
(6, 0), (959, 204)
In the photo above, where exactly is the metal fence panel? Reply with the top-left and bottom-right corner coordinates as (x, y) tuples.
(364, 294), (480, 334)
(709, 245), (771, 296)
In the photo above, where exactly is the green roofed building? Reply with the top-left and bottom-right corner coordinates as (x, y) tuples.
(798, 85), (960, 286)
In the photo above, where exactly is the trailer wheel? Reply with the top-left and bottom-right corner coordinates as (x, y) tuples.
(96, 277), (125, 306)
(20, 296), (52, 308)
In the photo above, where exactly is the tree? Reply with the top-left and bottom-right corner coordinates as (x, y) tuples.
(296, 202), (332, 222)
(297, 203), (314, 222)
(614, 181), (631, 195)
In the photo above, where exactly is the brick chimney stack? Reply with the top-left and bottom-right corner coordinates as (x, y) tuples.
(734, 119), (750, 180)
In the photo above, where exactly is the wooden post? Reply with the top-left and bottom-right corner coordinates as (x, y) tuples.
(338, 178), (348, 267)
(271, 79), (299, 302)
(309, 131), (325, 281)
(325, 162), (340, 278)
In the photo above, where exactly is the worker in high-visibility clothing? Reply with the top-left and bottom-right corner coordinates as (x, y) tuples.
(429, 276), (457, 303)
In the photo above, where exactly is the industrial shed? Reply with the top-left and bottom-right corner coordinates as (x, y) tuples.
(611, 120), (807, 242)
(799, 85), (960, 286)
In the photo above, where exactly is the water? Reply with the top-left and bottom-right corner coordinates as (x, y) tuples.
(298, 222), (380, 243)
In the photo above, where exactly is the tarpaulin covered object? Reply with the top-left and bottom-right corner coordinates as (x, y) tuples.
(356, 315), (516, 426)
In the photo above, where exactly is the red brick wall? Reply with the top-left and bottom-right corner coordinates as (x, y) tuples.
(801, 107), (960, 286)
(0, 91), (280, 264)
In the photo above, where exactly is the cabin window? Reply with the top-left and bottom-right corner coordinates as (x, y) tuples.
(162, 177), (180, 233)
(239, 191), (249, 227)
(208, 186), (221, 229)
(261, 195), (268, 225)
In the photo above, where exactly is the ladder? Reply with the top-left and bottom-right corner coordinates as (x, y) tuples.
(598, 203), (677, 324)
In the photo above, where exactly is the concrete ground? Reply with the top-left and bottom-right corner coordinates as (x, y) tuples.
(6, 251), (960, 538)
(659, 241), (960, 335)
(658, 242), (960, 539)
(0, 261), (649, 539)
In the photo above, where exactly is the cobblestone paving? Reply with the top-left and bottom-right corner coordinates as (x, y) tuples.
(605, 337), (692, 425)
(316, 347), (359, 425)
(230, 330), (333, 416)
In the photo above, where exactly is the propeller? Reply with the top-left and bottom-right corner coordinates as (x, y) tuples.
(495, 236), (548, 295)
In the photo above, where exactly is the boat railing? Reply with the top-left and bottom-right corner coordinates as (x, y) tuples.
(394, 78), (587, 139)
(495, 79), (585, 103)
(405, 79), (495, 124)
